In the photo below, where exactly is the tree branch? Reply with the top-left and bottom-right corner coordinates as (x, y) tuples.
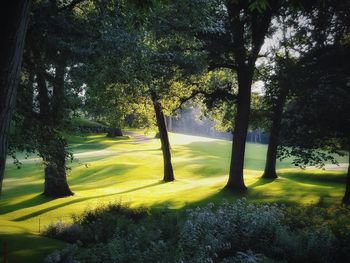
(173, 84), (237, 113)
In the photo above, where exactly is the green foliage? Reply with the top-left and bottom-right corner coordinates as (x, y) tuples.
(44, 202), (148, 244)
(45, 200), (350, 263)
(278, 44), (350, 167)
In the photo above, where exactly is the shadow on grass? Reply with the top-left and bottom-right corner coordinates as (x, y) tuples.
(69, 164), (137, 185)
(279, 171), (346, 185)
(249, 177), (276, 188)
(0, 232), (64, 263)
(0, 194), (53, 215)
(117, 180), (165, 194)
(68, 134), (131, 152)
(148, 170), (345, 211)
(13, 181), (165, 221)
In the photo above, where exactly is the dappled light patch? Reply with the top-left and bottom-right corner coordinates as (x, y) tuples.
(1, 133), (348, 261)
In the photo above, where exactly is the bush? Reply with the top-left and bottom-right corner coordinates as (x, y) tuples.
(44, 202), (148, 244)
(45, 200), (350, 263)
(44, 222), (83, 243)
(179, 200), (286, 262)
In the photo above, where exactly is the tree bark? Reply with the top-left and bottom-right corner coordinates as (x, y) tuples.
(52, 60), (66, 124)
(262, 87), (288, 179)
(43, 139), (73, 197)
(0, 0), (30, 196)
(342, 146), (350, 205)
(36, 58), (73, 197)
(151, 91), (174, 182)
(226, 67), (253, 191)
(43, 60), (73, 197)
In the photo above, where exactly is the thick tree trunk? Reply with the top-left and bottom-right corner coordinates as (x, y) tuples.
(226, 68), (252, 191)
(44, 61), (73, 197)
(43, 138), (73, 197)
(44, 163), (73, 198)
(36, 59), (73, 197)
(262, 87), (288, 179)
(342, 147), (350, 205)
(42, 140), (73, 197)
(151, 92), (174, 182)
(0, 0), (30, 196)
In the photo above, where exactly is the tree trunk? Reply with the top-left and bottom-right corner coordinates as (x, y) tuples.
(44, 163), (73, 198)
(262, 87), (288, 179)
(43, 137), (73, 197)
(226, 68), (252, 191)
(42, 141), (73, 197)
(36, 59), (73, 197)
(0, 0), (30, 196)
(151, 91), (174, 182)
(168, 116), (172, 132)
(342, 146), (350, 205)
(52, 60), (66, 124)
(37, 70), (51, 121)
(43, 60), (73, 197)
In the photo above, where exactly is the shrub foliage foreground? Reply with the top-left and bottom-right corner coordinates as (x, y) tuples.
(44, 200), (350, 263)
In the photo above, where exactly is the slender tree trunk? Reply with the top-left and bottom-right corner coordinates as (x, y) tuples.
(151, 91), (174, 182)
(168, 116), (172, 132)
(0, 0), (30, 196)
(226, 68), (253, 191)
(262, 87), (288, 179)
(342, 146), (350, 205)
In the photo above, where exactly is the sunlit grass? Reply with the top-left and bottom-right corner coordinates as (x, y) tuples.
(0, 132), (348, 262)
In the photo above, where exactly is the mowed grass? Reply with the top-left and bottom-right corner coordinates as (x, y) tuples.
(0, 132), (348, 262)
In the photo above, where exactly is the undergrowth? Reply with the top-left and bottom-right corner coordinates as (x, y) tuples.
(44, 200), (350, 263)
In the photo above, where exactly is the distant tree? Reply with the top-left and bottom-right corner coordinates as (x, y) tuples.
(0, 0), (30, 196)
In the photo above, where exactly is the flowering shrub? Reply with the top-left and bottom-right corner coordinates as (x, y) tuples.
(179, 200), (285, 262)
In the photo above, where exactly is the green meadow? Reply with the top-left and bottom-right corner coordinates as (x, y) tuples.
(0, 132), (348, 262)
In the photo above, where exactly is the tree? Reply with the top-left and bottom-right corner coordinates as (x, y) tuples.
(261, 51), (298, 179)
(198, 0), (280, 191)
(10, 0), (92, 197)
(261, 58), (290, 179)
(0, 0), (30, 196)
(258, 0), (350, 203)
(279, 44), (350, 204)
(81, 1), (206, 182)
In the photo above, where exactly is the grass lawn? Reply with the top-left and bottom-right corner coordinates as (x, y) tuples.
(0, 132), (348, 262)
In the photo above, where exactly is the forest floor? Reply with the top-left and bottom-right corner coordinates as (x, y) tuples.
(0, 131), (348, 262)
